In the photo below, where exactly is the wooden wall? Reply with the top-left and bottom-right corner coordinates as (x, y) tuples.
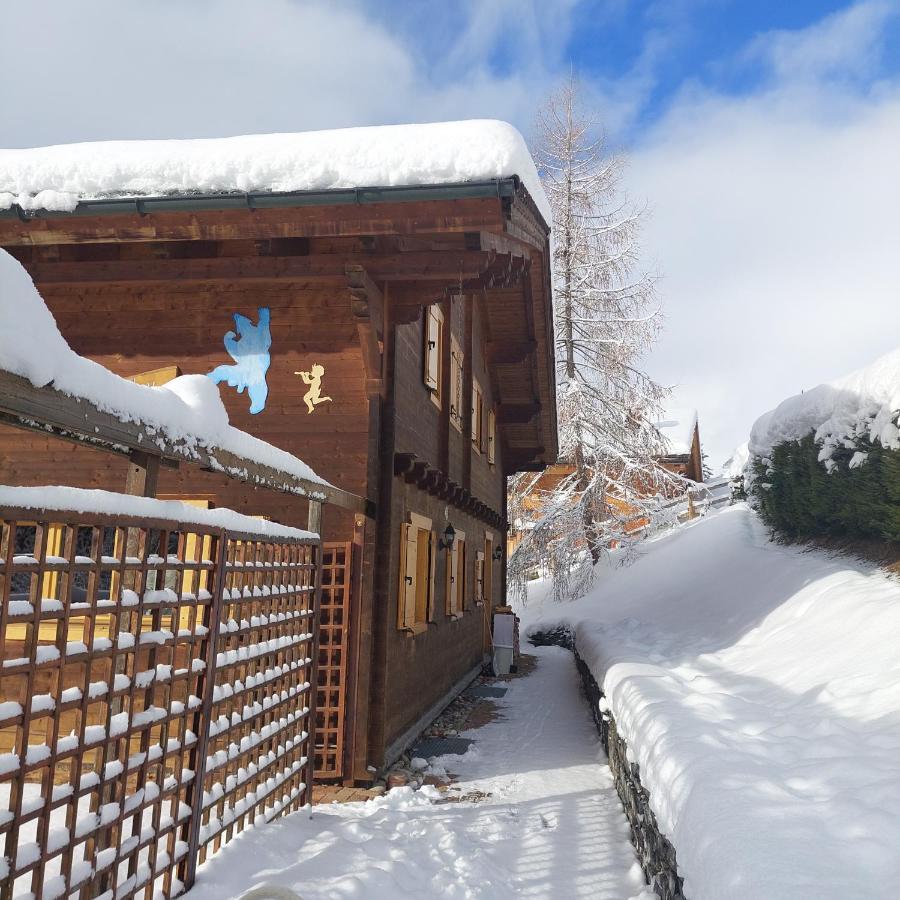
(372, 290), (506, 765)
(0, 279), (371, 538)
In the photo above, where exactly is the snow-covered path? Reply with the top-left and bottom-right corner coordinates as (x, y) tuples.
(190, 645), (652, 900)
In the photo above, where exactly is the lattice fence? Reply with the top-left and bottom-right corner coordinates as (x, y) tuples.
(314, 543), (351, 779)
(0, 505), (319, 900)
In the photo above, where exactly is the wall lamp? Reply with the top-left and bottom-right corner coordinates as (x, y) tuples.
(439, 523), (456, 551)
(492, 544), (503, 562)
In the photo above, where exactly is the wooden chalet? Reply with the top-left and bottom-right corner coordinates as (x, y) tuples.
(0, 126), (557, 784)
(654, 409), (704, 483)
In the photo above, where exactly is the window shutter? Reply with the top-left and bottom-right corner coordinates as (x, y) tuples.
(424, 308), (441, 391)
(487, 408), (496, 464)
(457, 537), (467, 611)
(445, 540), (457, 616)
(475, 550), (485, 604)
(428, 529), (437, 621)
(483, 536), (493, 605)
(471, 381), (482, 448)
(398, 523), (418, 629)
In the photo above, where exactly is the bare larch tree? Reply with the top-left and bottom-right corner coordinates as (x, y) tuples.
(509, 74), (686, 603)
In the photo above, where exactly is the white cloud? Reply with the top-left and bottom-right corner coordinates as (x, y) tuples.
(630, 9), (900, 467)
(743, 0), (897, 83)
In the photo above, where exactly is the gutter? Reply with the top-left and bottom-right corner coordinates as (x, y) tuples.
(0, 177), (522, 220)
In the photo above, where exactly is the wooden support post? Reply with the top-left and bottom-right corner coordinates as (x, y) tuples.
(124, 450), (160, 498)
(307, 499), (323, 535)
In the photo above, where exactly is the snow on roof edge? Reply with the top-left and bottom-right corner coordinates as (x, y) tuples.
(0, 485), (316, 541)
(0, 119), (551, 225)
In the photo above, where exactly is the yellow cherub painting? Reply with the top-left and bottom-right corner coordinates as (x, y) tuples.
(296, 363), (333, 414)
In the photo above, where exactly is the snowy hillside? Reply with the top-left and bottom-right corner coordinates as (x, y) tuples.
(523, 505), (900, 900)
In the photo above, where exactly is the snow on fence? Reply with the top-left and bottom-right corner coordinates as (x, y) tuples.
(0, 503), (320, 900)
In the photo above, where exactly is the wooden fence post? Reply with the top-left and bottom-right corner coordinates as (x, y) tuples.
(181, 528), (228, 891)
(305, 501), (323, 813)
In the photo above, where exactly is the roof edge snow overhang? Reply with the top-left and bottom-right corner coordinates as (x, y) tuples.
(0, 176), (550, 233)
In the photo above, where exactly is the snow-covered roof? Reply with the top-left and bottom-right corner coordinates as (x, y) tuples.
(749, 347), (900, 462)
(0, 249), (328, 489)
(0, 119), (550, 224)
(655, 407), (698, 456)
(0, 485), (315, 541)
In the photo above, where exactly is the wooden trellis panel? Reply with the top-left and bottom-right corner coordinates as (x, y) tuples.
(0, 506), (320, 900)
(314, 543), (351, 780)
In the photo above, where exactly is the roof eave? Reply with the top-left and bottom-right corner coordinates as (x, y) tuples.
(0, 176), (550, 232)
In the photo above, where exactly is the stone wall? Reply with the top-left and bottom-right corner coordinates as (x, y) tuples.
(530, 628), (686, 900)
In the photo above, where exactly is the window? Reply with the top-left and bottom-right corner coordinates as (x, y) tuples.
(424, 306), (444, 407)
(471, 379), (483, 451)
(445, 529), (466, 617)
(449, 336), (464, 432)
(397, 512), (436, 633)
(487, 407), (496, 465)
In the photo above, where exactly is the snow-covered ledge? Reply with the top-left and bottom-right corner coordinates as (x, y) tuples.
(0, 484), (317, 542)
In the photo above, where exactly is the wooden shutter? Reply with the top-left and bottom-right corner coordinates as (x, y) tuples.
(397, 522), (418, 630)
(471, 380), (482, 449)
(487, 408), (496, 464)
(449, 337), (464, 431)
(427, 529), (437, 621)
(457, 535), (467, 612)
(475, 550), (485, 604)
(445, 530), (466, 616)
(424, 307), (442, 394)
(483, 535), (494, 605)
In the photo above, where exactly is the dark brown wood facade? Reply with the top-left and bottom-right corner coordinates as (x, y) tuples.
(0, 179), (556, 781)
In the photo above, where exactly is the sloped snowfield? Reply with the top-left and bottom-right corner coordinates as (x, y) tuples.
(190, 646), (651, 900)
(524, 504), (900, 900)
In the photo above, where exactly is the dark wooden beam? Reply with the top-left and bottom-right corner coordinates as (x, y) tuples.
(346, 264), (385, 397)
(25, 250), (504, 287)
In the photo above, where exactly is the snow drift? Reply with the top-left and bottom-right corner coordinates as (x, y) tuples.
(524, 505), (900, 900)
(0, 119), (549, 223)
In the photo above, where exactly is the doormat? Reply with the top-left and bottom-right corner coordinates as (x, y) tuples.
(411, 736), (474, 758)
(467, 685), (508, 699)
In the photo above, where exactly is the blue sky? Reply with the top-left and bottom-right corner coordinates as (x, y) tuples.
(2, 0), (899, 464)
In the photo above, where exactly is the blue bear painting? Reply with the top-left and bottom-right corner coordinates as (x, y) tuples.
(207, 307), (272, 415)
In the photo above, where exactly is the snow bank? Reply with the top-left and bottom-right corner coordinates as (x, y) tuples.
(749, 346), (900, 464)
(523, 505), (900, 900)
(0, 485), (315, 541)
(655, 407), (697, 455)
(0, 120), (550, 223)
(0, 249), (327, 488)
